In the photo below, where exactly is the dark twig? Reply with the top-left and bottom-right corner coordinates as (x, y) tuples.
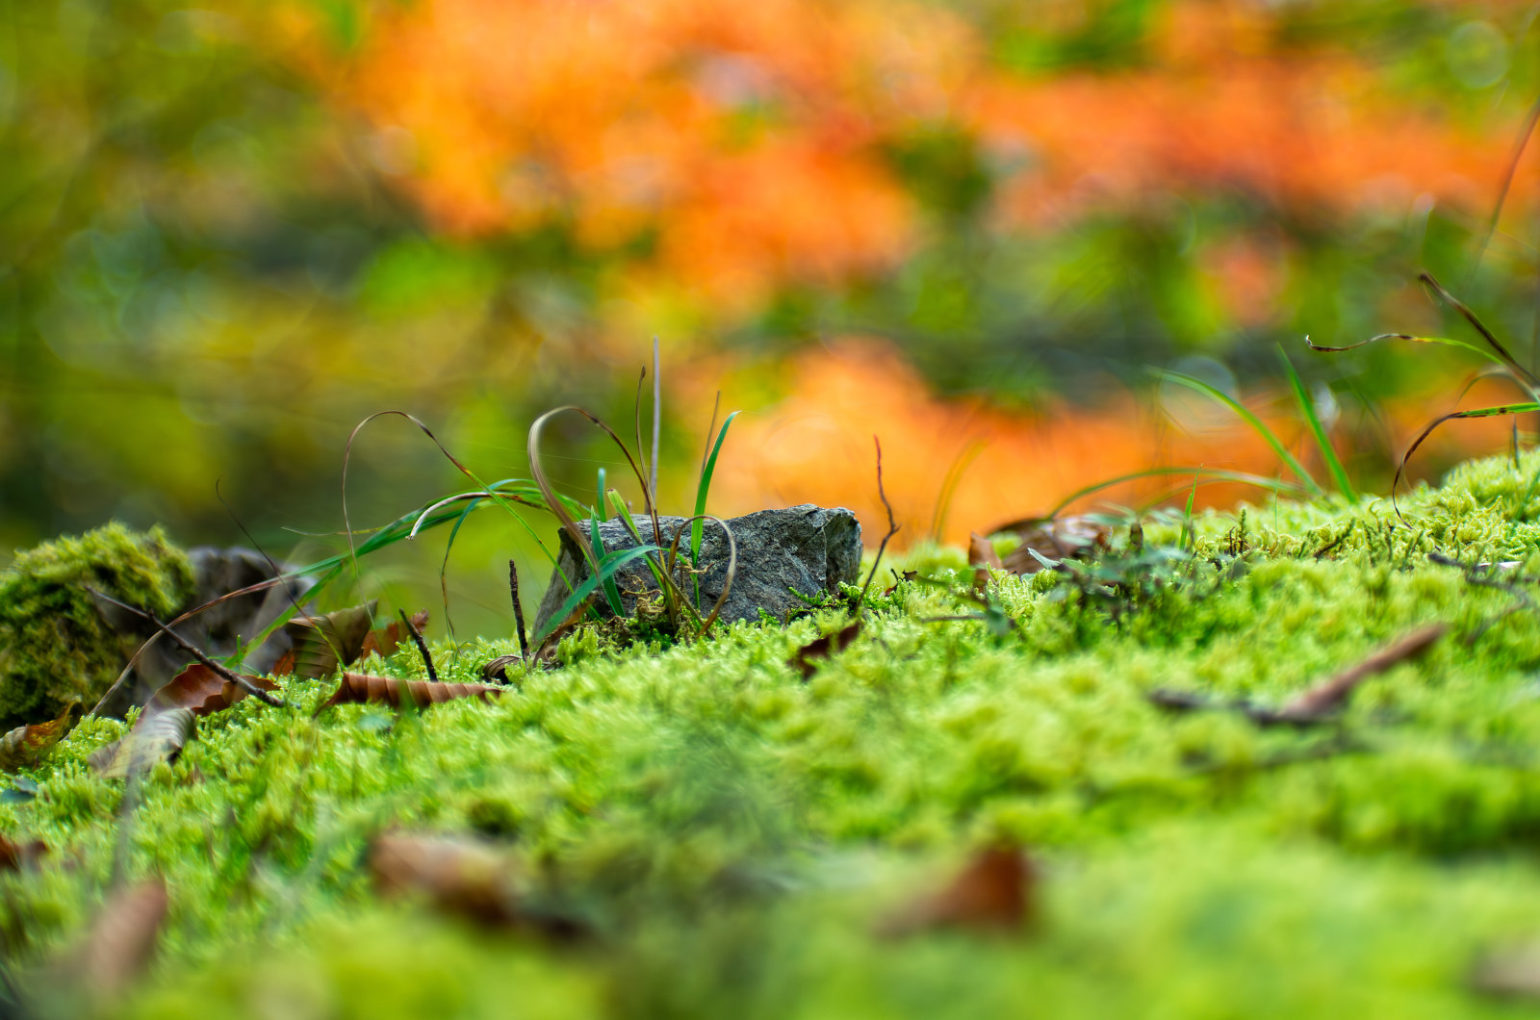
(509, 560), (531, 662)
(83, 587), (287, 708)
(856, 435), (901, 614)
(1429, 551), (1538, 643)
(398, 608), (437, 683)
(1149, 622), (1446, 727)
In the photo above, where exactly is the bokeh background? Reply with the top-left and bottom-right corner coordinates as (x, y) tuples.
(2, 0), (1537, 635)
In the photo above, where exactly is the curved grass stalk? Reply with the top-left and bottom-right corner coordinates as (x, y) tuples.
(531, 545), (661, 648)
(1154, 369), (1321, 496)
(690, 408), (739, 609)
(1393, 401), (1540, 513)
(1278, 346), (1357, 504)
(1046, 467), (1305, 521)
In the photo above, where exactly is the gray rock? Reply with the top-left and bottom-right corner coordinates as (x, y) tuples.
(532, 505), (862, 636)
(94, 547), (313, 717)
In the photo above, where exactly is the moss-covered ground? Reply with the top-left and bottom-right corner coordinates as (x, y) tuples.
(11, 453), (1540, 1017)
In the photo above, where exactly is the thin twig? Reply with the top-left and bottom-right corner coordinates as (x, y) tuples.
(83, 587), (287, 708)
(857, 435), (901, 614)
(509, 559), (530, 662)
(398, 608), (437, 683)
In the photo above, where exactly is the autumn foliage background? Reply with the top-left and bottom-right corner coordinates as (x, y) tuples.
(2, 0), (1537, 629)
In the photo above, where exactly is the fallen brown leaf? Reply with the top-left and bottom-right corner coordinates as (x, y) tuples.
(145, 664), (279, 718)
(0, 833), (47, 872)
(790, 621), (862, 681)
(879, 845), (1037, 937)
(992, 516), (1109, 575)
(313, 673), (504, 716)
(89, 708), (196, 780)
(367, 832), (588, 939)
(75, 879), (168, 998)
(0, 702), (83, 772)
(360, 609), (430, 661)
(368, 832), (519, 926)
(275, 601), (378, 679)
(967, 533), (1005, 571)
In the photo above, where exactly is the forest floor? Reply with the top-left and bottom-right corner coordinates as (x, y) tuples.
(8, 451), (1540, 1018)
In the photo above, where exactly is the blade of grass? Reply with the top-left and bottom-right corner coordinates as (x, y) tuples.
(591, 468), (624, 615)
(1418, 272), (1540, 393)
(1046, 466), (1304, 520)
(531, 546), (660, 647)
(611, 492), (702, 631)
(691, 408), (740, 608)
(1278, 345), (1356, 504)
(1154, 369), (1321, 496)
(1305, 332), (1502, 365)
(930, 439), (986, 542)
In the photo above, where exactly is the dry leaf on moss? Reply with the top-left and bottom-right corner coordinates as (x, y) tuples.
(313, 673), (503, 715)
(74, 879), (168, 998)
(360, 609), (430, 661)
(879, 845), (1037, 937)
(0, 833), (47, 872)
(790, 621), (862, 680)
(89, 709), (195, 780)
(0, 702), (83, 772)
(274, 601), (378, 679)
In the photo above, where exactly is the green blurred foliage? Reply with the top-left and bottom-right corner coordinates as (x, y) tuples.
(0, 0), (1536, 635)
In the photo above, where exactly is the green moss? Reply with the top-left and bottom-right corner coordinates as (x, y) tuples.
(9, 456), (1540, 1017)
(0, 524), (195, 729)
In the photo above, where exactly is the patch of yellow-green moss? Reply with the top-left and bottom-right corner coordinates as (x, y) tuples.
(7, 455), (1540, 1017)
(0, 524), (194, 729)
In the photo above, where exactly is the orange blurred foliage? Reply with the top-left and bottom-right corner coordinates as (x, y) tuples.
(283, 0), (1536, 321)
(699, 340), (1524, 547)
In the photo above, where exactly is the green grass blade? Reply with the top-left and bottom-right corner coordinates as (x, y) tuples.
(691, 410), (740, 606)
(1155, 370), (1321, 496)
(591, 468), (624, 615)
(532, 545), (659, 647)
(1278, 346), (1356, 504)
(1046, 466), (1305, 520)
(1394, 401), (1540, 507)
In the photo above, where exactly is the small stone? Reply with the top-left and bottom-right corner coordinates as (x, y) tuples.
(532, 505), (862, 636)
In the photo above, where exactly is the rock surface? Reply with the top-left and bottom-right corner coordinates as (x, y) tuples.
(532, 505), (862, 636)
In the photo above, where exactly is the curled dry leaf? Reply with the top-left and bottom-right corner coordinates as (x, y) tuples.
(790, 621), (862, 681)
(369, 832), (519, 927)
(274, 601), (378, 679)
(368, 832), (588, 939)
(481, 654), (522, 684)
(89, 708), (196, 780)
(146, 664), (278, 718)
(0, 832), (48, 872)
(75, 878), (168, 998)
(87, 664), (275, 780)
(360, 609), (430, 661)
(314, 673), (503, 716)
(879, 845), (1037, 937)
(990, 516), (1109, 575)
(0, 702), (83, 773)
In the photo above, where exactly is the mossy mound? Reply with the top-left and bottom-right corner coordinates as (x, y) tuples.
(0, 524), (194, 729)
(8, 456), (1540, 1017)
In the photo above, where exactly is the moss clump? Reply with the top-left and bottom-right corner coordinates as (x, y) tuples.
(0, 524), (194, 729)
